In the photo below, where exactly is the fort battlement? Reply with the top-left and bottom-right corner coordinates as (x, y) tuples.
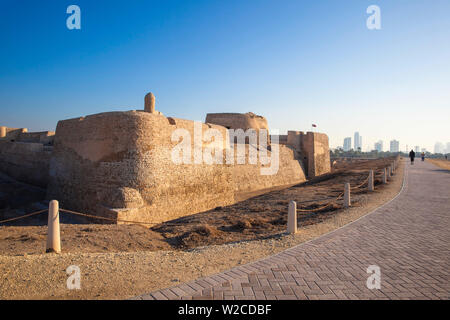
(0, 93), (330, 224)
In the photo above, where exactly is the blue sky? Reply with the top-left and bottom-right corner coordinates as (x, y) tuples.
(1, 0), (449, 152)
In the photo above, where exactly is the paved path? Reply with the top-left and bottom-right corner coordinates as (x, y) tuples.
(135, 161), (450, 300)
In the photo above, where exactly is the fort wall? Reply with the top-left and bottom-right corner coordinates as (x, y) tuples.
(46, 111), (236, 223)
(230, 144), (305, 193)
(46, 111), (307, 224)
(286, 131), (331, 178)
(1, 106), (330, 224)
(206, 112), (270, 145)
(0, 141), (52, 187)
(0, 126), (55, 145)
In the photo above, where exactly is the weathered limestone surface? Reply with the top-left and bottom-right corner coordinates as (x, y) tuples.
(46, 111), (308, 224)
(1, 108), (330, 224)
(205, 112), (269, 131)
(206, 112), (270, 145)
(300, 132), (331, 177)
(0, 141), (52, 187)
(0, 126), (54, 145)
(17, 131), (55, 145)
(230, 144), (305, 193)
(286, 131), (330, 178)
(46, 111), (235, 223)
(0, 127), (28, 140)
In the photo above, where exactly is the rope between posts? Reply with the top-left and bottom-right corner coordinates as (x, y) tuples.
(0, 209), (47, 224)
(351, 174), (370, 190)
(59, 208), (178, 226)
(295, 161), (398, 214)
(296, 192), (344, 213)
(295, 168), (378, 213)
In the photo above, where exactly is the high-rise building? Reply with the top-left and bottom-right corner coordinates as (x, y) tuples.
(434, 142), (444, 154)
(389, 140), (400, 153)
(415, 146), (420, 153)
(359, 136), (362, 151)
(343, 137), (352, 151)
(374, 140), (383, 152)
(354, 132), (361, 151)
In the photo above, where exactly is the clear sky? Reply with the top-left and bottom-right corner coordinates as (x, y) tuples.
(1, 0), (449, 152)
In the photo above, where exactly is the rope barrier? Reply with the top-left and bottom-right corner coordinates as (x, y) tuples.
(59, 208), (187, 227)
(351, 174), (370, 190)
(296, 202), (334, 213)
(0, 209), (47, 224)
(295, 170), (372, 213)
(296, 191), (344, 213)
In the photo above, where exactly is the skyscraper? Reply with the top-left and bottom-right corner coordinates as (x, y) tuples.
(354, 132), (361, 151)
(343, 137), (352, 151)
(390, 140), (400, 153)
(415, 146), (420, 153)
(374, 140), (383, 152)
(434, 142), (444, 154)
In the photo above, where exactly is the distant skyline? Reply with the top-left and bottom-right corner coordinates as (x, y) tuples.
(1, 1), (449, 152)
(374, 140), (383, 152)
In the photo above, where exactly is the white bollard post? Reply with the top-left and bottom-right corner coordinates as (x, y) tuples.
(368, 170), (374, 192)
(0, 126), (6, 138)
(344, 183), (351, 208)
(287, 201), (297, 234)
(382, 168), (387, 184)
(46, 200), (61, 253)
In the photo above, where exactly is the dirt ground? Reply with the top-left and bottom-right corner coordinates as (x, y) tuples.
(1, 157), (395, 255)
(427, 158), (450, 170)
(0, 157), (404, 299)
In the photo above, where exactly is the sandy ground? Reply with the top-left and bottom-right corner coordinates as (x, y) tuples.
(0, 157), (404, 299)
(426, 158), (450, 170)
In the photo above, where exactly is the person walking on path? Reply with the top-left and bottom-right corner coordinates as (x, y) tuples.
(421, 152), (425, 161)
(409, 149), (416, 165)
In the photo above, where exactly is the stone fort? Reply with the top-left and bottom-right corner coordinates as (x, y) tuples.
(0, 93), (330, 224)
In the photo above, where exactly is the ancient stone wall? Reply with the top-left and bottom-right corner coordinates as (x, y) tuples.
(47, 111), (236, 224)
(17, 131), (55, 145)
(231, 144), (305, 192)
(205, 112), (268, 131)
(285, 131), (331, 178)
(1, 107), (329, 224)
(0, 141), (52, 187)
(0, 126), (54, 145)
(272, 134), (287, 145)
(0, 127), (28, 141)
(205, 112), (270, 145)
(47, 111), (308, 224)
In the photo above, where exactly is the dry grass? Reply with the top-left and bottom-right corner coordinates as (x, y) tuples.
(427, 159), (450, 170)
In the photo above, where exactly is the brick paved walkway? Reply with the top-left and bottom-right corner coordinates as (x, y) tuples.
(135, 161), (449, 300)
